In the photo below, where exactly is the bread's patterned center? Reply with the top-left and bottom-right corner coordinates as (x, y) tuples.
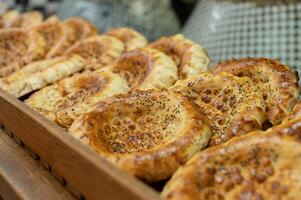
(0, 30), (28, 68)
(113, 50), (150, 88)
(86, 92), (183, 154)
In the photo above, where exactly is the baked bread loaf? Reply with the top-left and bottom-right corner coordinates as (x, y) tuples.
(29, 16), (64, 56)
(17, 11), (43, 28)
(0, 10), (20, 28)
(2, 9), (301, 196)
(0, 28), (46, 77)
(0, 57), (64, 87)
(3, 55), (85, 98)
(69, 89), (211, 182)
(106, 27), (147, 51)
(211, 58), (299, 125)
(111, 47), (178, 90)
(65, 35), (124, 69)
(149, 34), (209, 79)
(25, 69), (129, 124)
(54, 70), (129, 127)
(47, 17), (97, 58)
(162, 117), (301, 200)
(0, 10), (43, 29)
(171, 72), (266, 146)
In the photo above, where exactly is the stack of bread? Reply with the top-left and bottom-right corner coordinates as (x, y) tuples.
(1, 10), (301, 200)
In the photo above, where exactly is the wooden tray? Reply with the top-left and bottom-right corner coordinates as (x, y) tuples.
(0, 88), (160, 200)
(0, 128), (74, 200)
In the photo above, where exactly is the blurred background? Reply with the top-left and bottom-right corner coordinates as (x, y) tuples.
(1, 0), (301, 75)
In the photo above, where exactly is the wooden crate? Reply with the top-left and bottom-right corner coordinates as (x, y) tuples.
(0, 128), (74, 200)
(0, 88), (161, 200)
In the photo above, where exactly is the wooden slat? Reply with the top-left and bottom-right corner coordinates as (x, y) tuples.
(0, 88), (160, 200)
(0, 129), (74, 200)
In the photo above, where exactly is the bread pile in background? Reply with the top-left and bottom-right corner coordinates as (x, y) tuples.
(1, 10), (301, 200)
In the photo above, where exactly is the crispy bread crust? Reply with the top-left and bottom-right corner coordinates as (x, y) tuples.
(162, 117), (301, 200)
(0, 57), (64, 86)
(0, 10), (20, 28)
(211, 58), (299, 125)
(54, 70), (130, 128)
(65, 35), (124, 69)
(4, 55), (85, 98)
(111, 47), (178, 90)
(25, 69), (129, 124)
(172, 72), (266, 146)
(0, 10), (43, 29)
(47, 17), (98, 58)
(30, 17), (64, 55)
(0, 28), (46, 77)
(286, 101), (301, 121)
(149, 34), (210, 79)
(69, 89), (211, 182)
(106, 27), (147, 51)
(19, 11), (43, 28)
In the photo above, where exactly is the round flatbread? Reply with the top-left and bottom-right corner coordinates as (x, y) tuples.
(111, 47), (178, 90)
(162, 117), (301, 200)
(171, 72), (266, 146)
(69, 89), (211, 182)
(149, 34), (209, 79)
(211, 58), (299, 125)
(106, 27), (147, 51)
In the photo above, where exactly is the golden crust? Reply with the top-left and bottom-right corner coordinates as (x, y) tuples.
(211, 58), (299, 125)
(111, 47), (178, 90)
(0, 10), (20, 28)
(149, 34), (210, 79)
(285, 101), (301, 121)
(4, 55), (85, 98)
(69, 89), (211, 182)
(0, 10), (43, 29)
(25, 69), (129, 123)
(162, 117), (301, 200)
(0, 57), (64, 86)
(19, 11), (43, 28)
(171, 72), (266, 146)
(106, 27), (147, 51)
(47, 17), (98, 58)
(54, 70), (130, 128)
(65, 35), (124, 69)
(30, 17), (65, 55)
(25, 83), (63, 121)
(0, 28), (46, 77)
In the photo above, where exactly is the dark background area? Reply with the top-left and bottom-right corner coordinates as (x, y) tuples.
(6, 0), (198, 27)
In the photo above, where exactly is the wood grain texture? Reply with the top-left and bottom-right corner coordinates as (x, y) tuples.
(0, 88), (160, 200)
(0, 129), (74, 200)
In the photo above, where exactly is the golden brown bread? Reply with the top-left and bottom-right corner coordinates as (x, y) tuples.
(111, 47), (178, 90)
(171, 72), (266, 146)
(0, 28), (46, 77)
(149, 34), (209, 79)
(47, 17), (97, 58)
(285, 100), (301, 121)
(69, 89), (211, 182)
(65, 35), (124, 69)
(3, 55), (85, 98)
(0, 57), (64, 87)
(54, 70), (130, 127)
(162, 117), (301, 200)
(29, 16), (65, 56)
(18, 11), (43, 28)
(0, 10), (20, 28)
(25, 69), (129, 124)
(211, 58), (299, 125)
(0, 10), (43, 29)
(105, 27), (147, 51)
